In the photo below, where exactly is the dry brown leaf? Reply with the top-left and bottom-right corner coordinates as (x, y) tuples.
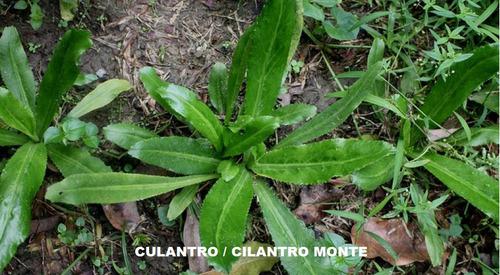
(351, 217), (430, 266)
(102, 202), (140, 232)
(30, 216), (60, 234)
(294, 185), (343, 224)
(183, 210), (209, 273)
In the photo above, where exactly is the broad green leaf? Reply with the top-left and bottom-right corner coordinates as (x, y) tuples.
(139, 67), (172, 110)
(277, 62), (383, 147)
(103, 123), (158, 150)
(129, 137), (220, 175)
(448, 125), (499, 146)
(200, 167), (253, 272)
(67, 79), (131, 118)
(0, 27), (36, 109)
(47, 144), (111, 176)
(252, 139), (394, 184)
(416, 45), (499, 140)
(303, 0), (324, 21)
(323, 6), (359, 40)
(421, 153), (499, 223)
(0, 143), (47, 271)
(244, 0), (303, 117)
(167, 185), (198, 221)
(254, 182), (337, 274)
(272, 103), (317, 125)
(217, 160), (240, 182)
(225, 27), (253, 122)
(35, 29), (92, 136)
(230, 241), (279, 275)
(45, 173), (218, 205)
(0, 88), (37, 140)
(0, 128), (29, 146)
(155, 85), (224, 151)
(351, 154), (394, 191)
(223, 116), (279, 157)
(208, 62), (228, 114)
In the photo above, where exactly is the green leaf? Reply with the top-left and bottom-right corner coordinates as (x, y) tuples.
(324, 209), (365, 223)
(327, 91), (405, 118)
(303, 0), (324, 21)
(43, 126), (64, 144)
(277, 61), (383, 147)
(29, 2), (44, 30)
(208, 62), (228, 114)
(367, 38), (385, 98)
(254, 182), (336, 274)
(225, 27), (253, 121)
(47, 144), (111, 176)
(251, 139), (394, 184)
(0, 88), (37, 140)
(420, 153), (499, 223)
(59, 0), (78, 21)
(14, 0), (28, 9)
(68, 79), (131, 118)
(0, 128), (29, 146)
(230, 241), (279, 275)
(351, 154), (394, 191)
(139, 67), (175, 115)
(103, 123), (158, 150)
(415, 45), (499, 140)
(271, 103), (317, 125)
(167, 185), (198, 221)
(35, 29), (92, 136)
(0, 143), (47, 271)
(448, 125), (499, 146)
(155, 85), (224, 151)
(0, 26), (36, 109)
(200, 167), (253, 272)
(323, 6), (359, 40)
(470, 91), (499, 114)
(45, 173), (218, 205)
(223, 116), (279, 157)
(244, 0), (303, 117)
(129, 137), (220, 175)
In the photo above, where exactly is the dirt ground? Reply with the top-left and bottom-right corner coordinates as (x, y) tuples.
(1, 0), (496, 274)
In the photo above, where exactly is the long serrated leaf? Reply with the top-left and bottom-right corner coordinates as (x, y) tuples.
(0, 128), (29, 146)
(0, 26), (36, 109)
(225, 27), (254, 122)
(277, 61), (383, 147)
(0, 88), (37, 140)
(231, 241), (279, 275)
(208, 62), (228, 115)
(254, 182), (335, 275)
(244, 0), (303, 117)
(352, 154), (395, 191)
(414, 45), (499, 142)
(327, 91), (405, 118)
(45, 173), (218, 205)
(448, 125), (499, 146)
(0, 143), (47, 271)
(251, 139), (394, 184)
(421, 153), (499, 223)
(167, 184), (198, 221)
(129, 136), (220, 175)
(103, 123), (158, 150)
(47, 144), (111, 176)
(155, 85), (224, 151)
(35, 29), (92, 135)
(223, 116), (279, 157)
(200, 168), (253, 272)
(271, 103), (317, 125)
(68, 79), (131, 118)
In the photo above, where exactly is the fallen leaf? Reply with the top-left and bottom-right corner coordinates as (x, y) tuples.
(200, 242), (278, 275)
(294, 185), (343, 224)
(183, 210), (209, 273)
(351, 217), (430, 266)
(102, 202), (140, 232)
(427, 128), (459, 141)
